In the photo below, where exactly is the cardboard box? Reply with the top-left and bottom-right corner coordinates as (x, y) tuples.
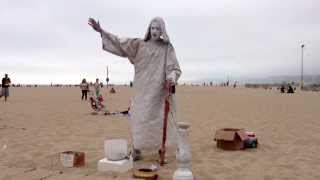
(214, 128), (247, 150)
(60, 151), (85, 167)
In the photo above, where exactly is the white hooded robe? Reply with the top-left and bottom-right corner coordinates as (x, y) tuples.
(100, 17), (181, 154)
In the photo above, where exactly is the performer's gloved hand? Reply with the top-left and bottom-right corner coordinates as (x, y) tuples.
(167, 77), (175, 86)
(164, 80), (171, 92)
(166, 72), (176, 86)
(88, 18), (102, 33)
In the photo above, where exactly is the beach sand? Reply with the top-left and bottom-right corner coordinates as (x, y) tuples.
(1, 86), (320, 180)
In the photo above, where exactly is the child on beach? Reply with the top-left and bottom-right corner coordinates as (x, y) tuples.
(94, 78), (101, 97)
(89, 91), (107, 114)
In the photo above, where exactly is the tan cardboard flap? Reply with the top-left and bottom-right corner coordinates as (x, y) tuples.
(236, 129), (247, 140)
(214, 128), (246, 141)
(215, 130), (236, 141)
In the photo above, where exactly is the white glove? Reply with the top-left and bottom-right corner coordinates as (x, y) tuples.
(167, 72), (176, 86)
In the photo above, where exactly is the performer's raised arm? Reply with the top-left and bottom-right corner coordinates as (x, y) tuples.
(88, 18), (139, 63)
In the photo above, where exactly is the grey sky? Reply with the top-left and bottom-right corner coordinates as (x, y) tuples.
(1, 0), (319, 84)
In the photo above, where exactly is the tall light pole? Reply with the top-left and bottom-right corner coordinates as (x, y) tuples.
(300, 44), (305, 90)
(106, 65), (109, 88)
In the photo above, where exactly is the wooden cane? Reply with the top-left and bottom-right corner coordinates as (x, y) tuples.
(160, 82), (171, 166)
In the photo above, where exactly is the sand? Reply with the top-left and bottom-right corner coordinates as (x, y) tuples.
(1, 86), (320, 180)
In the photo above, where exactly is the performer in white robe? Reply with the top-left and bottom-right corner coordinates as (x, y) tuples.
(88, 17), (182, 158)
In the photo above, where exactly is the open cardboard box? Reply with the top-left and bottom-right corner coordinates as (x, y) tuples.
(214, 128), (247, 150)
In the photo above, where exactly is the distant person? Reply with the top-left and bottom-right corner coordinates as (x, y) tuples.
(94, 78), (101, 97)
(80, 78), (90, 100)
(287, 84), (294, 94)
(110, 87), (116, 94)
(280, 85), (285, 93)
(130, 81), (133, 88)
(233, 81), (237, 88)
(1, 74), (11, 102)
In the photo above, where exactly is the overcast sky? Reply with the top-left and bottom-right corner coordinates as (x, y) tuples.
(1, 0), (319, 84)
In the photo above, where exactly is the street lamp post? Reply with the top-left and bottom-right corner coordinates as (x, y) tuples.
(300, 44), (305, 90)
(106, 65), (109, 88)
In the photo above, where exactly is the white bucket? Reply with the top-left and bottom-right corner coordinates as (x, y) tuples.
(104, 139), (128, 161)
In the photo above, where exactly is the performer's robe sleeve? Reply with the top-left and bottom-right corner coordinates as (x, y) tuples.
(101, 30), (140, 64)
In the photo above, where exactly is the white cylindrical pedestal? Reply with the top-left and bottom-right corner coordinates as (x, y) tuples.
(173, 122), (194, 180)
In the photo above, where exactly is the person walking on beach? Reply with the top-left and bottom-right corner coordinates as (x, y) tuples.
(89, 17), (182, 160)
(93, 78), (101, 97)
(1, 74), (11, 102)
(80, 78), (89, 100)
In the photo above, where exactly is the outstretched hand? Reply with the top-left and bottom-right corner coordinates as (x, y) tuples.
(88, 18), (102, 33)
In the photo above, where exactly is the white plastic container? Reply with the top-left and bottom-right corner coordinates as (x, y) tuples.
(104, 139), (128, 161)
(97, 157), (133, 173)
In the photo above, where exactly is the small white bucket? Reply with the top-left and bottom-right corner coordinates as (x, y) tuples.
(104, 139), (128, 161)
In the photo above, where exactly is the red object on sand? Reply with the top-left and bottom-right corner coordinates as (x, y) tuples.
(246, 131), (256, 137)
